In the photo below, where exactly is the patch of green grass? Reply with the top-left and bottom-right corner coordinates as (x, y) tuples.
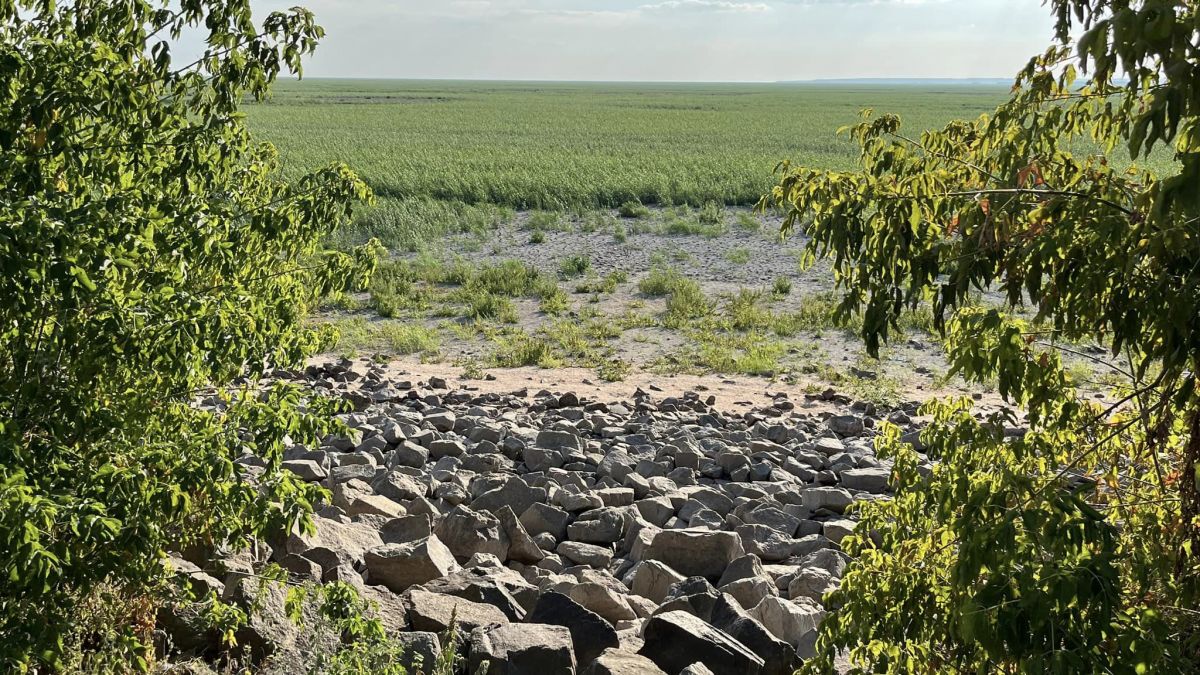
(470, 260), (543, 296)
(612, 222), (628, 244)
(321, 292), (364, 312)
(725, 247), (751, 265)
(772, 276), (792, 297)
(369, 260), (432, 317)
(723, 288), (771, 331)
(638, 267), (687, 296)
(331, 197), (514, 252)
(559, 255), (591, 278)
(664, 213), (724, 238)
(379, 323), (440, 355)
(596, 359), (632, 382)
(661, 331), (786, 377)
(488, 331), (562, 368)
(538, 286), (571, 315)
(618, 200), (651, 218)
(575, 270), (627, 294)
(736, 212), (763, 232)
(469, 293), (518, 323)
(663, 278), (712, 328)
(698, 201), (725, 226)
(581, 211), (616, 233)
(526, 210), (569, 232)
(529, 229), (546, 244)
(326, 317), (440, 356)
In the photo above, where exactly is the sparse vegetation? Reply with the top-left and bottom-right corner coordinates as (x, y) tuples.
(618, 200), (650, 218)
(725, 247), (751, 264)
(558, 255), (592, 278)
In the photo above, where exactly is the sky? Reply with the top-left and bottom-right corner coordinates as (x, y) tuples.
(252, 0), (1058, 82)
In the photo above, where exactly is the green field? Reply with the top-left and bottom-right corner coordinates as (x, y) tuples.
(247, 79), (1011, 250)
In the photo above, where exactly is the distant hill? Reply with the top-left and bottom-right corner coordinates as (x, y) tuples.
(784, 78), (1013, 86)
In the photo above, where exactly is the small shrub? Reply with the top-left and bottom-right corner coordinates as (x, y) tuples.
(618, 200), (651, 218)
(772, 276), (792, 297)
(526, 210), (567, 232)
(726, 289), (770, 331)
(664, 279), (712, 327)
(379, 324), (440, 355)
(559, 255), (591, 278)
(698, 201), (724, 225)
(736, 212), (763, 231)
(489, 333), (560, 368)
(529, 229), (546, 244)
(472, 260), (541, 296)
(725, 247), (751, 264)
(613, 223), (628, 243)
(597, 359), (632, 382)
(539, 287), (570, 315)
(469, 293), (518, 323)
(638, 267), (686, 296)
(575, 270), (627, 294)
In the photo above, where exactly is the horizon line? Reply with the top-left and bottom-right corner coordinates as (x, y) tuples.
(285, 75), (1017, 85)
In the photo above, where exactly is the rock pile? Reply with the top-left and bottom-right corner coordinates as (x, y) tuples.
(167, 358), (925, 674)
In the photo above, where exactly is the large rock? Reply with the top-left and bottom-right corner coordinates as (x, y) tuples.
(390, 632), (442, 674)
(736, 525), (830, 562)
(788, 567), (839, 603)
(629, 560), (686, 604)
(372, 470), (427, 502)
(568, 582), (637, 624)
(403, 588), (509, 634)
(286, 516), (382, 568)
(839, 467), (891, 493)
(468, 623), (576, 675)
(420, 565), (535, 622)
(495, 505), (545, 564)
(642, 530), (744, 580)
(472, 477), (548, 516)
(580, 648), (668, 675)
(710, 593), (800, 675)
(637, 610), (764, 675)
(749, 596), (825, 658)
(827, 415), (864, 437)
(526, 591), (620, 665)
(435, 505), (511, 562)
(556, 541), (613, 569)
(567, 507), (626, 544)
(227, 577), (339, 665)
(364, 536), (459, 593)
(536, 429), (585, 453)
(520, 502), (571, 541)
(801, 487), (854, 515)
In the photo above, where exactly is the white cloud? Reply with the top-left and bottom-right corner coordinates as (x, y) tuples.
(640, 0), (771, 12)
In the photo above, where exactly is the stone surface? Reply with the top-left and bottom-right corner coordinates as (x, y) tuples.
(404, 588), (510, 634)
(749, 596), (826, 659)
(468, 623), (576, 675)
(435, 505), (511, 562)
(527, 591), (620, 665)
(579, 648), (668, 675)
(637, 610), (764, 675)
(642, 530), (744, 580)
(364, 536), (459, 592)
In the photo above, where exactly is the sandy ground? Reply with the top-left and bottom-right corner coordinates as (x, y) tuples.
(339, 357), (1015, 417)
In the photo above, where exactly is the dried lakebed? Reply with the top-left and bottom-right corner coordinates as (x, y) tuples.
(163, 358), (952, 674)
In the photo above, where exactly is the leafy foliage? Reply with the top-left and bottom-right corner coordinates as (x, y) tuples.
(0, 0), (373, 668)
(767, 1), (1200, 672)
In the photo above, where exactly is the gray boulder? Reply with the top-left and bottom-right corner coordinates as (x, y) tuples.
(468, 623), (576, 675)
(364, 536), (459, 593)
(637, 610), (764, 675)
